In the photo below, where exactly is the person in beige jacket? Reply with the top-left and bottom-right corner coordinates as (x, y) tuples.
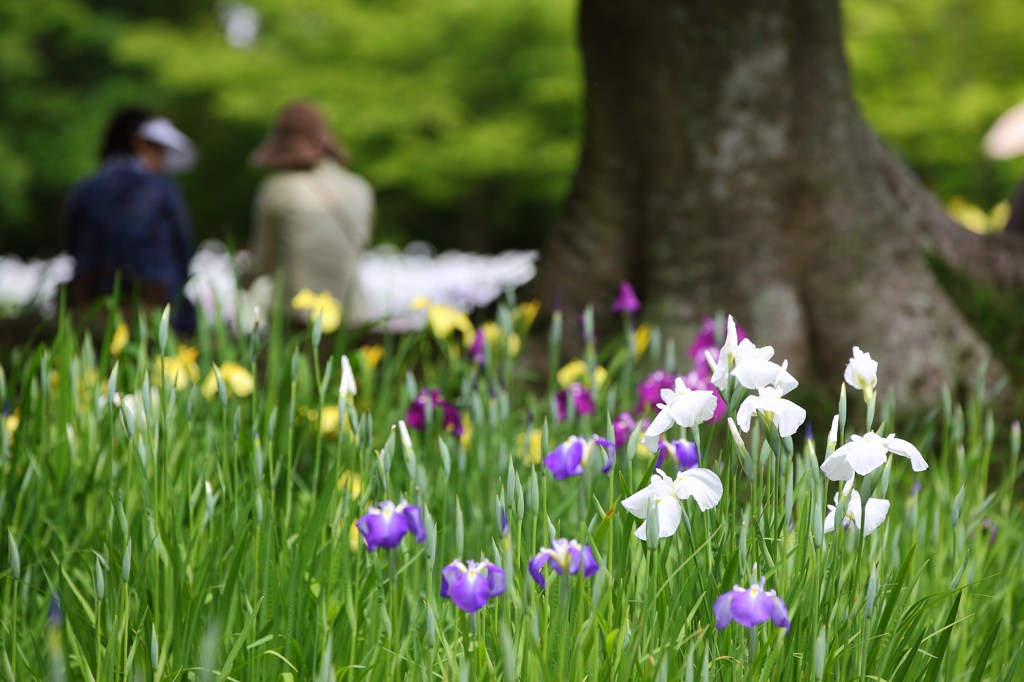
(246, 101), (374, 325)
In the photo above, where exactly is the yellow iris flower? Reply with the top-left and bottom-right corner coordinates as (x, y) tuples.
(410, 296), (475, 340)
(556, 358), (608, 389)
(291, 289), (343, 334)
(156, 345), (201, 390)
(359, 344), (384, 371)
(109, 321), (130, 356)
(201, 362), (255, 400)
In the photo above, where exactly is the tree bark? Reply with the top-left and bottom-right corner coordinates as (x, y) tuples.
(539, 0), (1019, 406)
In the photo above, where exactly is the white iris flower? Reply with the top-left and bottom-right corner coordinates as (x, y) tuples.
(843, 346), (878, 401)
(820, 431), (928, 481)
(824, 480), (890, 536)
(621, 468), (723, 540)
(641, 377), (718, 451)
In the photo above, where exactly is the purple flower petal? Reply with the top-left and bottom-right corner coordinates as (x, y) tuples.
(636, 371), (675, 413)
(446, 573), (490, 612)
(356, 508), (410, 551)
(528, 553), (549, 589)
(485, 563), (505, 598)
(581, 546), (598, 578)
(544, 439), (585, 480)
(770, 594), (790, 631)
(713, 589), (738, 630)
(612, 412), (637, 449)
(611, 281), (642, 314)
(671, 439), (700, 470)
(400, 505), (426, 543)
(730, 588), (776, 628)
(469, 329), (486, 365)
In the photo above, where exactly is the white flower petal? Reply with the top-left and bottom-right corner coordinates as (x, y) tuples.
(666, 390), (717, 428)
(823, 505), (837, 533)
(731, 358), (785, 391)
(654, 497), (682, 537)
(771, 398), (807, 437)
(621, 471), (674, 520)
(642, 409), (675, 451)
(621, 487), (656, 520)
(660, 388), (678, 404)
(862, 498), (890, 536)
(673, 468), (724, 511)
(884, 436), (928, 472)
(844, 440), (889, 476)
(736, 396), (757, 433)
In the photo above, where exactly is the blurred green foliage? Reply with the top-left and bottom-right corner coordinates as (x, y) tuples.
(3, 0), (1024, 257)
(844, 0), (1024, 205)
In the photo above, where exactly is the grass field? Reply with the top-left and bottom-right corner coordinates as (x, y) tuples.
(1, 296), (1021, 680)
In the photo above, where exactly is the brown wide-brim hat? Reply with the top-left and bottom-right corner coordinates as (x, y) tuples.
(250, 101), (350, 169)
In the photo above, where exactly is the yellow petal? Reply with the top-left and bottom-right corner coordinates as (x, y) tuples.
(110, 321), (130, 356)
(201, 371), (218, 400)
(409, 295), (430, 310)
(459, 416), (473, 449)
(359, 344), (384, 370)
(556, 359), (588, 389)
(516, 300), (541, 327)
(348, 521), (361, 552)
(338, 470), (362, 496)
(291, 288), (318, 310)
(506, 332), (522, 358)
(634, 323), (651, 357)
(220, 362), (255, 398)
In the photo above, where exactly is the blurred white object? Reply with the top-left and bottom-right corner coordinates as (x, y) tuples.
(0, 253), (75, 317)
(982, 101), (1024, 160)
(356, 245), (539, 330)
(219, 2), (261, 49)
(0, 241), (538, 330)
(136, 117), (198, 173)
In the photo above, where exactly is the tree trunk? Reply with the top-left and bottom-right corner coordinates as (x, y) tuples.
(539, 0), (1021, 406)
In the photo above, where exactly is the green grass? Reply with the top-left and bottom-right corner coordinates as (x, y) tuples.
(0, 297), (1022, 680)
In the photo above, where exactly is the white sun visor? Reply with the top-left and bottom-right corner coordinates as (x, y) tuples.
(136, 116), (198, 172)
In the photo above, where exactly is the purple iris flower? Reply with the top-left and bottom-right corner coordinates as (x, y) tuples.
(667, 438), (700, 470)
(468, 329), (486, 365)
(356, 500), (426, 551)
(610, 281), (642, 315)
(612, 412), (636, 449)
(556, 383), (595, 421)
(636, 370), (675, 412)
(406, 389), (463, 437)
(544, 435), (614, 480)
(498, 507), (510, 537)
(713, 579), (790, 632)
(440, 559), (505, 612)
(528, 538), (599, 589)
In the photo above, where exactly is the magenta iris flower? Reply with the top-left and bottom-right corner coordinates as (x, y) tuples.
(636, 370), (675, 412)
(688, 316), (748, 371)
(441, 559), (505, 612)
(528, 538), (599, 589)
(468, 329), (486, 365)
(713, 579), (790, 632)
(406, 389), (463, 437)
(556, 383), (595, 421)
(613, 412), (645, 449)
(544, 435), (614, 480)
(611, 281), (641, 315)
(356, 500), (426, 551)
